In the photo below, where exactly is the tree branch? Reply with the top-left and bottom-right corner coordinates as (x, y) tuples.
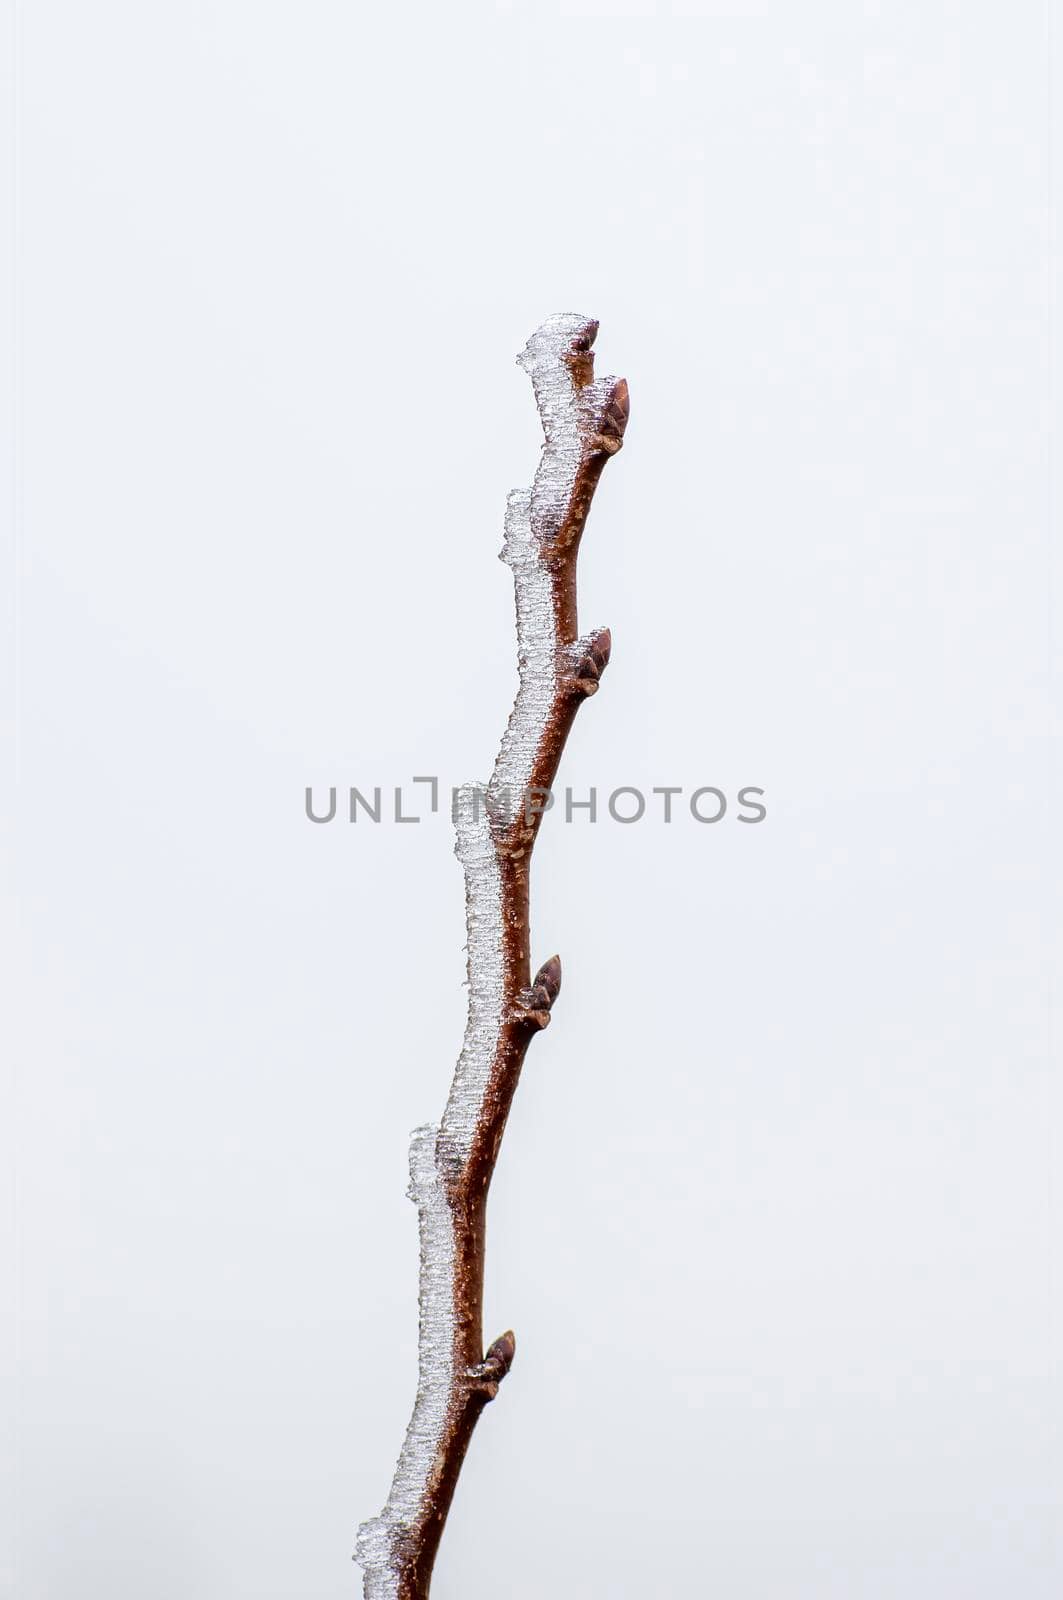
(356, 314), (629, 1600)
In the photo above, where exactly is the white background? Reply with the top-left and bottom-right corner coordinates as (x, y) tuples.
(5, 2), (1059, 1596)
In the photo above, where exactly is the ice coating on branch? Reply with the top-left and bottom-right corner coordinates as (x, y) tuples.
(490, 314), (618, 826)
(517, 312), (596, 544)
(356, 787), (505, 1593)
(489, 484), (554, 827)
(355, 1125), (455, 1596)
(357, 315), (617, 1599)
(440, 786), (507, 1158)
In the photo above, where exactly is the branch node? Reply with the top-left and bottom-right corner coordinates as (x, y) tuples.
(513, 954), (562, 1030)
(590, 377), (630, 457)
(568, 627), (612, 697)
(465, 1329), (517, 1400)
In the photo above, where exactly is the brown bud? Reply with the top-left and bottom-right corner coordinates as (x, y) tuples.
(572, 627), (612, 696)
(516, 954), (562, 1029)
(466, 1329), (517, 1399)
(589, 627), (612, 674)
(532, 955), (562, 1009)
(484, 1329), (516, 1376)
(593, 378), (629, 454)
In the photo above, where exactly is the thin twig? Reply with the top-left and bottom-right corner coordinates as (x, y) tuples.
(356, 315), (629, 1600)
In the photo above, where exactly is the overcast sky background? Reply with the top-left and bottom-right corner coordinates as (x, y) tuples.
(5, 2), (1059, 1596)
